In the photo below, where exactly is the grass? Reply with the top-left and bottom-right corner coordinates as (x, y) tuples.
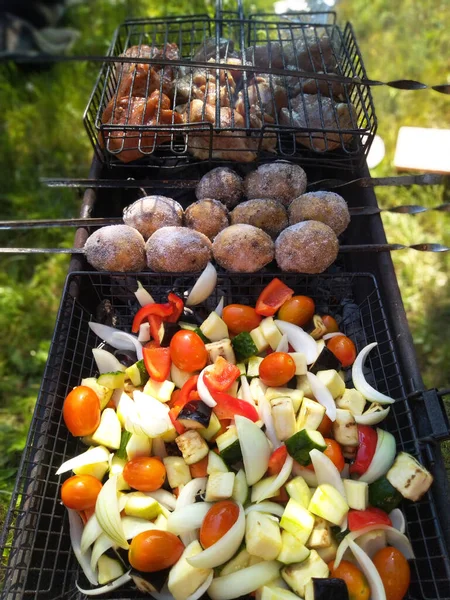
(0, 0), (448, 533)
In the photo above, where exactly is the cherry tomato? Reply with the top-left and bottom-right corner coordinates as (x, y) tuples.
(62, 386), (100, 437)
(317, 413), (333, 437)
(128, 530), (184, 572)
(322, 315), (340, 333)
(306, 438), (345, 472)
(327, 335), (357, 368)
(268, 445), (288, 476)
(200, 500), (239, 549)
(372, 547), (411, 600)
(259, 352), (296, 387)
(61, 475), (102, 510)
(123, 457), (166, 492)
(278, 295), (315, 326)
(329, 559), (370, 600)
(222, 304), (262, 334)
(170, 330), (207, 372)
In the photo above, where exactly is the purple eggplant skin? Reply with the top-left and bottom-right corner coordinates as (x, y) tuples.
(177, 400), (212, 429)
(309, 346), (342, 374)
(308, 578), (350, 600)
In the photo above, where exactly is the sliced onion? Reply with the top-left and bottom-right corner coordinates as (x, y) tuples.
(152, 437), (168, 459)
(197, 369), (217, 407)
(167, 503), (212, 535)
(258, 393), (281, 450)
(207, 560), (281, 600)
(133, 391), (173, 437)
(352, 343), (395, 404)
(348, 540), (386, 600)
(355, 406), (390, 425)
(291, 461), (318, 487)
(187, 504), (245, 569)
(389, 509), (406, 534)
(68, 508), (98, 585)
(186, 262), (217, 306)
(359, 429), (396, 484)
(276, 333), (289, 353)
(186, 571), (213, 600)
(135, 280), (155, 306)
(89, 323), (143, 361)
(240, 375), (256, 407)
(323, 332), (345, 340)
(56, 446), (110, 476)
(180, 530), (199, 547)
(92, 348), (126, 374)
(310, 449), (345, 497)
(245, 502), (284, 518)
(76, 571), (132, 596)
(95, 476), (128, 549)
(138, 323), (151, 343)
(145, 489), (177, 510)
(148, 586), (176, 600)
(274, 320), (319, 365)
(306, 372), (336, 421)
(81, 514), (103, 555)
(90, 533), (116, 571)
(215, 296), (225, 317)
(236, 415), (271, 486)
(253, 454), (293, 503)
(176, 477), (208, 510)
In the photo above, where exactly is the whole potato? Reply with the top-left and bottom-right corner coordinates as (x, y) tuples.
(146, 226), (212, 273)
(244, 161), (307, 207)
(84, 225), (146, 272)
(196, 167), (244, 209)
(212, 224), (274, 272)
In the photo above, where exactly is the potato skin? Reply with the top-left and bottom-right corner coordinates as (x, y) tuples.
(195, 167), (244, 209)
(244, 161), (307, 207)
(289, 191), (350, 235)
(123, 195), (183, 240)
(145, 226), (212, 273)
(230, 198), (288, 238)
(212, 224), (274, 272)
(184, 198), (229, 240)
(84, 225), (146, 272)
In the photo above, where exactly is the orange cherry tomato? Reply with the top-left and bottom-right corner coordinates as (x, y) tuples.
(372, 547), (411, 600)
(200, 501), (239, 549)
(317, 413), (333, 437)
(329, 559), (370, 600)
(61, 475), (102, 511)
(123, 457), (166, 492)
(128, 530), (184, 572)
(63, 386), (101, 437)
(327, 335), (357, 368)
(306, 438), (345, 472)
(170, 330), (208, 372)
(322, 315), (340, 333)
(278, 295), (315, 326)
(222, 304), (262, 334)
(259, 352), (296, 387)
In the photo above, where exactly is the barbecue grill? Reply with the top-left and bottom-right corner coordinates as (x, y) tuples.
(1, 3), (450, 600)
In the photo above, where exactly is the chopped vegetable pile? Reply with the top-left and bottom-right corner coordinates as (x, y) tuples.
(57, 272), (433, 600)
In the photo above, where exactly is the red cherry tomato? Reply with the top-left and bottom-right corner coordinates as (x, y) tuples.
(63, 386), (101, 437)
(169, 330), (207, 372)
(200, 501), (240, 549)
(222, 304), (262, 334)
(329, 559), (370, 600)
(268, 445), (288, 476)
(322, 315), (340, 333)
(327, 335), (357, 368)
(123, 457), (166, 492)
(348, 507), (392, 531)
(259, 352), (296, 387)
(278, 295), (315, 326)
(61, 475), (102, 510)
(372, 547), (411, 600)
(128, 530), (184, 572)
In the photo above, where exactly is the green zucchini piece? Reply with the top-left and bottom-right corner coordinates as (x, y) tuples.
(125, 360), (149, 386)
(216, 426), (242, 465)
(231, 332), (258, 361)
(97, 371), (126, 389)
(285, 429), (327, 466)
(369, 476), (402, 513)
(199, 412), (221, 442)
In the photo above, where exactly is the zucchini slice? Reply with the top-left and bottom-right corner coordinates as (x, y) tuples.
(285, 430), (327, 466)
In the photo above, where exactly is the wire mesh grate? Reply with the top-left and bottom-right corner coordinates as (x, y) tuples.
(1, 272), (448, 599)
(83, 11), (376, 170)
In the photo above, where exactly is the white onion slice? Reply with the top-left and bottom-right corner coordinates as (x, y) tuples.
(310, 449), (345, 497)
(67, 508), (98, 585)
(138, 322), (151, 343)
(81, 514), (103, 555)
(56, 446), (110, 476)
(152, 437), (168, 459)
(253, 454), (293, 503)
(76, 571), (132, 596)
(176, 477), (208, 510)
(148, 585), (176, 600)
(187, 503), (245, 569)
(92, 348), (126, 374)
(207, 560), (281, 600)
(389, 509), (406, 534)
(258, 392), (281, 450)
(167, 503), (212, 535)
(133, 391), (173, 437)
(197, 369), (217, 407)
(354, 406), (390, 425)
(323, 332), (345, 340)
(180, 530), (199, 547)
(186, 571), (213, 600)
(135, 281), (155, 306)
(95, 476), (128, 550)
(245, 502), (284, 518)
(186, 262), (217, 306)
(90, 533), (116, 571)
(359, 429), (396, 484)
(306, 372), (336, 421)
(274, 320), (319, 365)
(352, 343), (395, 404)
(240, 376), (256, 407)
(215, 296), (225, 317)
(145, 489), (177, 511)
(276, 333), (289, 353)
(89, 323), (143, 361)
(349, 540), (386, 600)
(291, 461), (318, 487)
(236, 415), (271, 486)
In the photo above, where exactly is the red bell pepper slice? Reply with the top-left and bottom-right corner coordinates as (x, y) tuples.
(348, 507), (392, 531)
(142, 345), (171, 382)
(255, 278), (294, 317)
(349, 425), (378, 476)
(132, 302), (173, 333)
(175, 375), (199, 409)
(166, 293), (184, 323)
(203, 357), (241, 392)
(148, 314), (163, 346)
(169, 405), (186, 435)
(210, 391), (259, 422)
(268, 445), (288, 476)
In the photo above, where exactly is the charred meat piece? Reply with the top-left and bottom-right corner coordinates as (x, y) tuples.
(235, 75), (288, 121)
(174, 59), (238, 106)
